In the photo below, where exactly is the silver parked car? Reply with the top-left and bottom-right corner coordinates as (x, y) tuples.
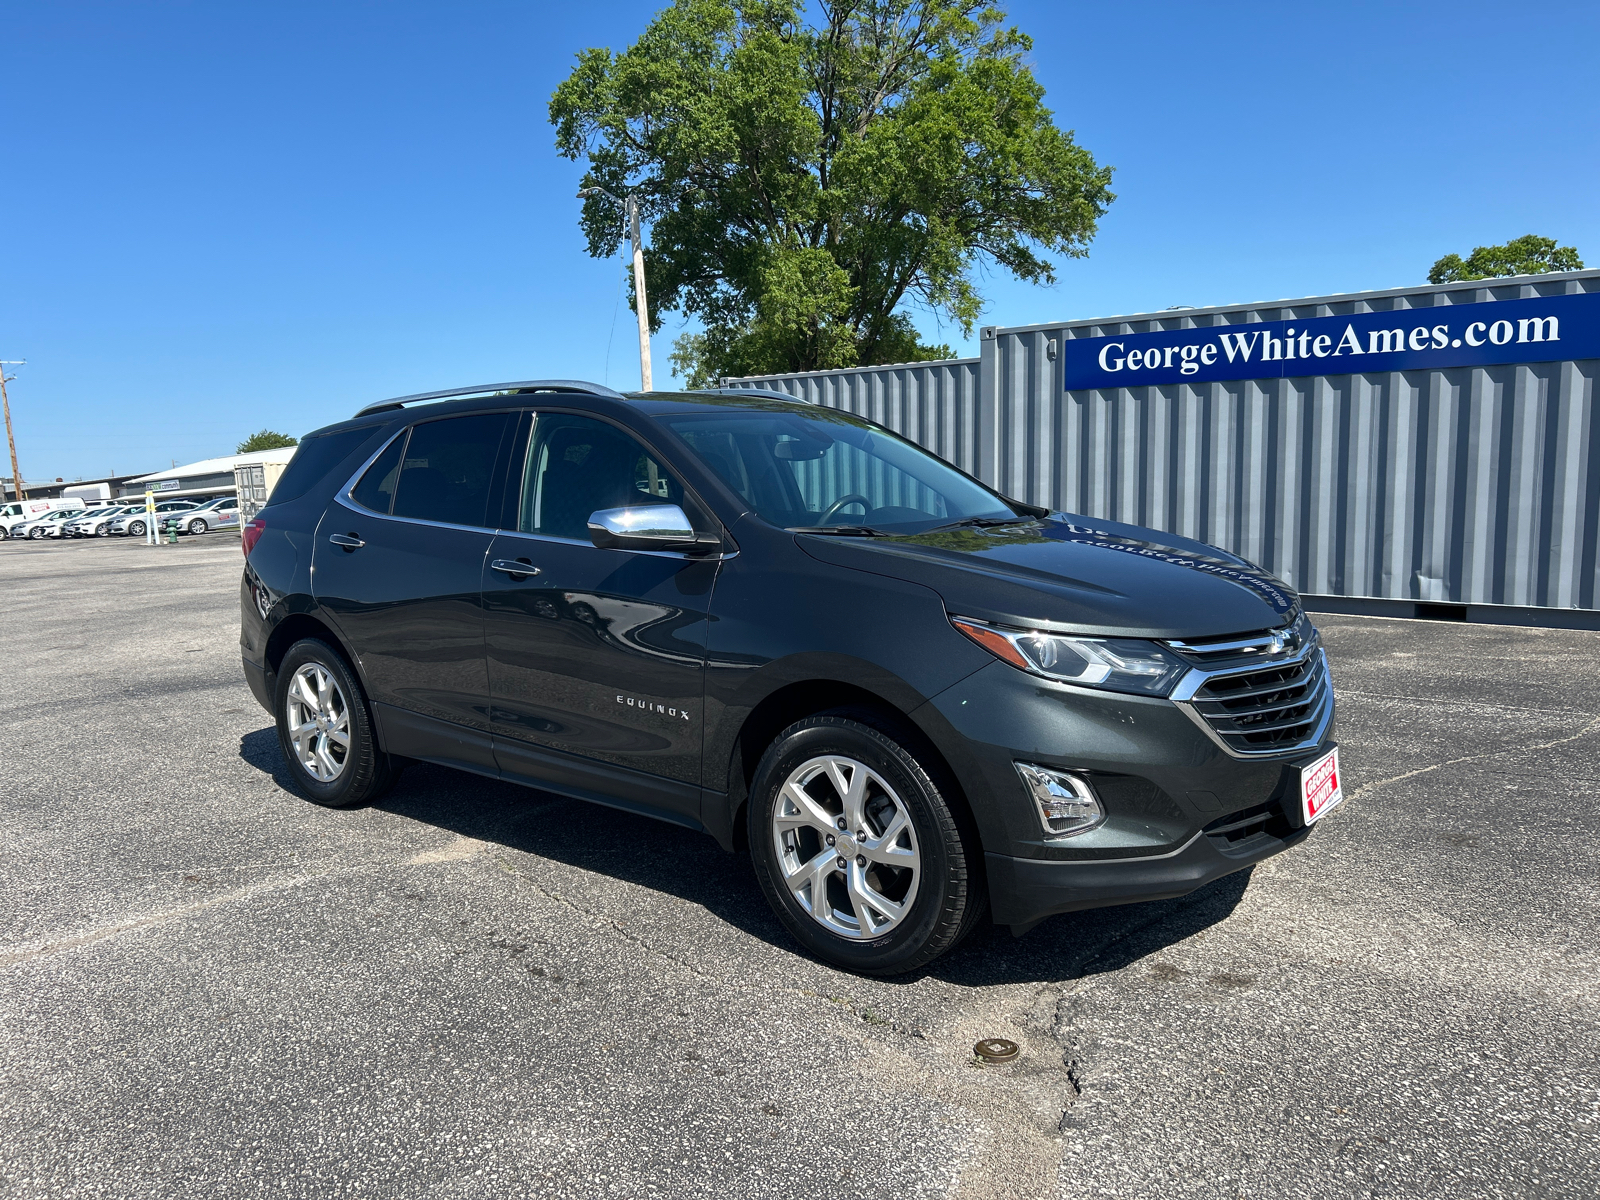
(159, 495), (240, 536)
(108, 500), (199, 537)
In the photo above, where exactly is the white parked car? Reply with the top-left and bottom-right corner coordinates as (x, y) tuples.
(8, 508), (83, 540)
(0, 498), (86, 539)
(63, 505), (140, 537)
(108, 500), (198, 537)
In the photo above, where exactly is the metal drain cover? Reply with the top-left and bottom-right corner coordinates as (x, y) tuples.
(974, 1038), (1019, 1063)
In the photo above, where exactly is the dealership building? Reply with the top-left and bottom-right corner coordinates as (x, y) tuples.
(725, 269), (1600, 628)
(118, 448), (297, 501)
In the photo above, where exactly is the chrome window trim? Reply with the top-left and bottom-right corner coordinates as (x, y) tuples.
(335, 413), (515, 533)
(491, 525), (738, 562)
(337, 425), (411, 517)
(333, 424), (734, 557)
(1170, 645), (1334, 760)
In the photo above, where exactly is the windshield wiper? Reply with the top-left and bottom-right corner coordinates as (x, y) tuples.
(920, 515), (1034, 534)
(787, 525), (892, 537)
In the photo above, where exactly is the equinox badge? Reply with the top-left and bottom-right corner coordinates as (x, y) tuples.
(617, 694), (691, 721)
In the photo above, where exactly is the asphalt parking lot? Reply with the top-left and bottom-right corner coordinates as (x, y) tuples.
(2, 533), (1597, 1199)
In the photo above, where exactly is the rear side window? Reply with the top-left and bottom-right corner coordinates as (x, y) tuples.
(351, 413), (510, 528)
(270, 427), (383, 506)
(350, 434), (405, 514)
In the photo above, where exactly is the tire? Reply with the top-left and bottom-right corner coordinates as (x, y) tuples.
(29, 526), (45, 539)
(128, 520), (145, 536)
(274, 638), (402, 808)
(188, 518), (208, 535)
(747, 709), (983, 976)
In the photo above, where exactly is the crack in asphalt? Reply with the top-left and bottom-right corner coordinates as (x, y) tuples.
(1348, 712), (1600, 803)
(0, 867), (358, 968)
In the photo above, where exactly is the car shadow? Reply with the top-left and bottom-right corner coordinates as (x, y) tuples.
(240, 727), (1254, 987)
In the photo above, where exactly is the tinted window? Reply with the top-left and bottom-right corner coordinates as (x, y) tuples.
(351, 432), (405, 514)
(269, 426), (382, 506)
(664, 408), (1013, 533)
(389, 413), (510, 528)
(519, 414), (685, 540)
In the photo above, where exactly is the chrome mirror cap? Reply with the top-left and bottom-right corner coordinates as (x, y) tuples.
(587, 505), (699, 551)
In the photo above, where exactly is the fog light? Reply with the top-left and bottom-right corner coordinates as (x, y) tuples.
(1014, 764), (1105, 838)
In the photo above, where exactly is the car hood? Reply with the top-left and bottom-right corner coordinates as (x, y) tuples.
(796, 514), (1298, 639)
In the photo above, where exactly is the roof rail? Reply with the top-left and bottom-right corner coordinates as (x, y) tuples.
(354, 379), (627, 419)
(695, 386), (812, 404)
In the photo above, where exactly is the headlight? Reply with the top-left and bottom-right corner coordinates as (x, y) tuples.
(951, 616), (1188, 697)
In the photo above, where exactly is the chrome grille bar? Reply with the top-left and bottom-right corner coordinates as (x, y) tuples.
(1171, 644), (1334, 759)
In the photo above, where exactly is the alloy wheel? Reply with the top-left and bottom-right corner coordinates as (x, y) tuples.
(284, 662), (351, 782)
(771, 755), (921, 939)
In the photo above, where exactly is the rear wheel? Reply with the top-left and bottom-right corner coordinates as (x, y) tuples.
(274, 638), (402, 808)
(748, 710), (983, 976)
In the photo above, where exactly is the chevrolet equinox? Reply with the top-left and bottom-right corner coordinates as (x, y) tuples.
(240, 380), (1342, 975)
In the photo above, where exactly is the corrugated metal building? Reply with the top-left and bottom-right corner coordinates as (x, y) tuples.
(120, 448), (297, 501)
(723, 269), (1600, 628)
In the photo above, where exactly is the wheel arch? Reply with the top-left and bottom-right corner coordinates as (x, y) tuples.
(719, 679), (981, 868)
(263, 611), (366, 699)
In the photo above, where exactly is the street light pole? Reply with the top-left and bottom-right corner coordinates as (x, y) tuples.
(579, 188), (653, 391)
(626, 194), (653, 392)
(0, 360), (25, 503)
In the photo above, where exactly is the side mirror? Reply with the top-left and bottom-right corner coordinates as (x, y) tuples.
(587, 505), (714, 553)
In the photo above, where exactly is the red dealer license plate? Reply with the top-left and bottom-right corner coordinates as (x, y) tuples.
(1300, 747), (1343, 824)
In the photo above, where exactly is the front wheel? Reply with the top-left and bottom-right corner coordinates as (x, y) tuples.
(28, 526), (45, 539)
(188, 518), (208, 535)
(274, 638), (402, 808)
(128, 520), (145, 536)
(748, 710), (984, 976)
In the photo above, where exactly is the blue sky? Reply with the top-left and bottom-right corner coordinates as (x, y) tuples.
(4, 0), (1597, 481)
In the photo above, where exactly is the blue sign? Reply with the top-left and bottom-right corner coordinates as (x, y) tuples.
(1063, 291), (1600, 391)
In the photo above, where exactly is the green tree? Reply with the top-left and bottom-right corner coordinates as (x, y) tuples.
(550, 0), (1114, 387)
(236, 430), (299, 453)
(1428, 235), (1583, 284)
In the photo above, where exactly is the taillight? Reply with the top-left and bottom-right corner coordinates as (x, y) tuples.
(241, 517), (266, 557)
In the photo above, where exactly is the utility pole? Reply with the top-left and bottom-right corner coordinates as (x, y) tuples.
(1, 360), (25, 503)
(578, 188), (653, 391)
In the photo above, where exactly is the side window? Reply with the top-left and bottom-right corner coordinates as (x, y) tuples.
(383, 413), (510, 528)
(518, 414), (686, 540)
(350, 432), (406, 514)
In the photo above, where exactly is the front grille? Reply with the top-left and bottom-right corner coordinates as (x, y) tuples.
(1185, 648), (1330, 755)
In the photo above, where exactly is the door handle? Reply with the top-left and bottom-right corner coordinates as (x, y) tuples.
(490, 558), (541, 578)
(329, 533), (365, 550)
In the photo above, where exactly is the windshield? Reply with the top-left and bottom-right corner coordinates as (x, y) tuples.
(662, 407), (1018, 534)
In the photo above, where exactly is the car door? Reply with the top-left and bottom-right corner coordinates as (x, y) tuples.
(313, 410), (515, 775)
(481, 410), (720, 825)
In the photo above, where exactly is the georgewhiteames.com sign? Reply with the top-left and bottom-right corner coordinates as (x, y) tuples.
(1062, 292), (1599, 391)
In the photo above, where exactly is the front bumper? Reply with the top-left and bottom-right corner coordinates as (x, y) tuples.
(920, 659), (1335, 931)
(986, 819), (1311, 931)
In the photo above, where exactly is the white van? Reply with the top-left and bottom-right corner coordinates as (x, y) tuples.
(0, 497), (87, 539)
